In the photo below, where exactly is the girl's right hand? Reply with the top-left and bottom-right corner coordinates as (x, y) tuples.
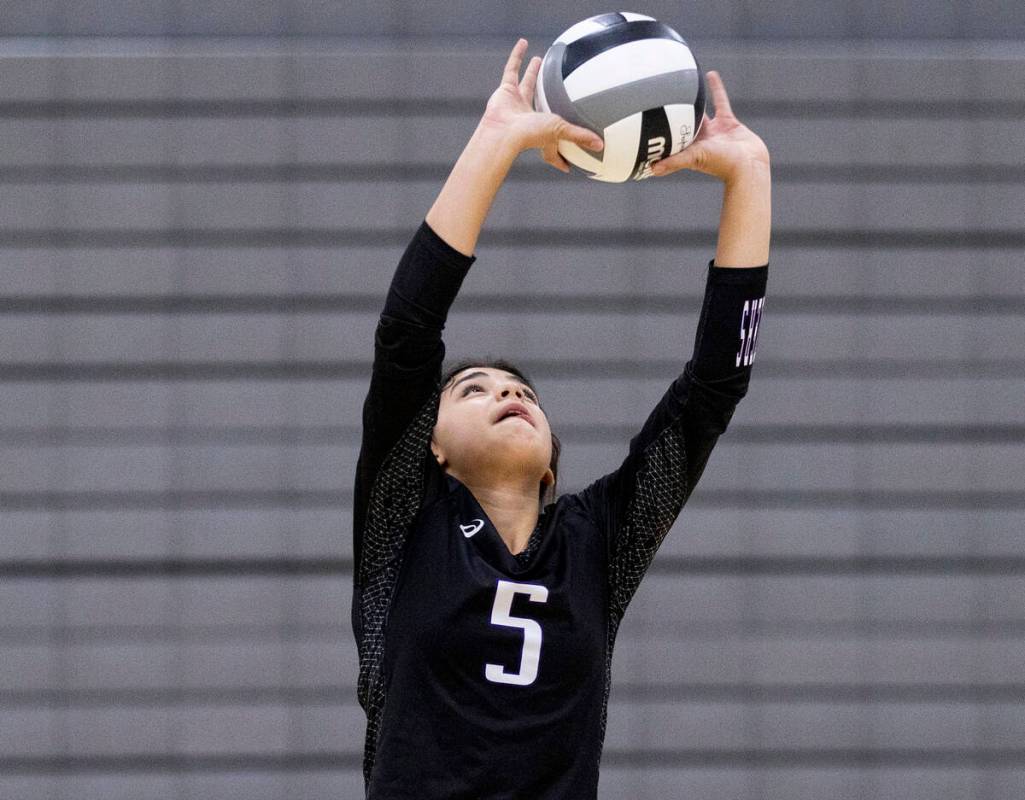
(479, 38), (604, 173)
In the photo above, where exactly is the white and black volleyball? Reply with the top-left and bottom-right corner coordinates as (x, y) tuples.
(534, 12), (705, 183)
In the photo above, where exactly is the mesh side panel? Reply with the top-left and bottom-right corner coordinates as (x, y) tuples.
(356, 387), (441, 787)
(598, 423), (689, 760)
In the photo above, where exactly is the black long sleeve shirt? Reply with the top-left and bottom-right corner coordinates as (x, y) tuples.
(353, 221), (768, 799)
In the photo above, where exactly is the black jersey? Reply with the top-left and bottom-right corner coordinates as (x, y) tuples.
(352, 222), (767, 799)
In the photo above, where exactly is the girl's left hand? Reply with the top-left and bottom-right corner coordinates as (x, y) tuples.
(651, 71), (769, 182)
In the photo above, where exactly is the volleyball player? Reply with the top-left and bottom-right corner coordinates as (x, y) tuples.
(352, 39), (770, 798)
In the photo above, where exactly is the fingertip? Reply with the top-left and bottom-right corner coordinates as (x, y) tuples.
(574, 129), (603, 151)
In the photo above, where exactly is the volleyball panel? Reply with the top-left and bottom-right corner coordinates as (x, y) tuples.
(557, 111), (641, 182)
(535, 43), (597, 133)
(628, 106), (673, 181)
(663, 102), (699, 154)
(568, 68), (703, 135)
(562, 38), (699, 100)
(553, 14), (625, 45)
(619, 11), (657, 22)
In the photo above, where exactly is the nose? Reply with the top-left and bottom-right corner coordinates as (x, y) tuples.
(498, 382), (523, 399)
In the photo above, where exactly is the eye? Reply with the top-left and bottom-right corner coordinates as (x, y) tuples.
(523, 388), (539, 403)
(461, 382), (485, 396)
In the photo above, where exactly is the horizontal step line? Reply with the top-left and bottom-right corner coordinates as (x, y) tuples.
(0, 98), (1021, 120)
(0, 557), (350, 577)
(0, 622), (353, 646)
(1, 489), (1023, 513)
(4, 682), (1024, 710)
(0, 359), (1021, 382)
(1, 163), (1022, 185)
(0, 361), (366, 381)
(632, 621), (1025, 638)
(4, 621), (1025, 649)
(0, 98), (489, 119)
(0, 489), (347, 511)
(696, 489), (1025, 511)
(1, 424), (1022, 447)
(3, 749), (1025, 775)
(616, 682), (1025, 703)
(0, 752), (360, 775)
(0, 293), (1021, 315)
(648, 555), (1025, 575)
(4, 555), (1025, 579)
(784, 164), (1025, 184)
(601, 748), (1025, 768)
(2, 228), (1024, 249)
(0, 686), (354, 709)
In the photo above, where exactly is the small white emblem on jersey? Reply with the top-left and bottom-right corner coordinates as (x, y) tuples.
(460, 519), (485, 538)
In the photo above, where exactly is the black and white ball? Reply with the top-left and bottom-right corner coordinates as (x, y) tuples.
(534, 12), (705, 182)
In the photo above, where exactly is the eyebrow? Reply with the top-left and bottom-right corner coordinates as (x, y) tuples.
(449, 371), (488, 392)
(448, 370), (535, 396)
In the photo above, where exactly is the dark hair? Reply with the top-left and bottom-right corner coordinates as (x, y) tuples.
(439, 358), (561, 508)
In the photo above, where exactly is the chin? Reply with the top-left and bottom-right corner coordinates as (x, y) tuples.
(477, 439), (549, 472)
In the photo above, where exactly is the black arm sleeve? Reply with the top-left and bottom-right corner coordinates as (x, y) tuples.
(352, 221), (475, 584)
(351, 222), (474, 781)
(574, 262), (768, 621)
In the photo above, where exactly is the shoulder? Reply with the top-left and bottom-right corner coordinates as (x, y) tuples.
(547, 491), (603, 534)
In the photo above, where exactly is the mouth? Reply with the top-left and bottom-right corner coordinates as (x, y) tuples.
(494, 402), (535, 428)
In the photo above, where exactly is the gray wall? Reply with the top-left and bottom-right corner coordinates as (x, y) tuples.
(2, 2), (1024, 798)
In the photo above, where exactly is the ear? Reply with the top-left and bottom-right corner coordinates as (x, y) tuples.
(430, 439), (448, 468)
(541, 467), (555, 487)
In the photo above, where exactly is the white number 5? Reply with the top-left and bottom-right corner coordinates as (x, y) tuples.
(484, 579), (548, 686)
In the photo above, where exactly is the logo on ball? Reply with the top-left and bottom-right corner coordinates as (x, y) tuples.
(632, 136), (667, 181)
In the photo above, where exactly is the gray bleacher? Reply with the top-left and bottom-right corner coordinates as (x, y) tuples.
(1, 2), (1024, 798)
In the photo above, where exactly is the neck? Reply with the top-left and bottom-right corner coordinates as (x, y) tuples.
(453, 474), (540, 556)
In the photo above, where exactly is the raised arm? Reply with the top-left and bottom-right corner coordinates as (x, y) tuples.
(575, 71), (771, 621)
(353, 39), (601, 580)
